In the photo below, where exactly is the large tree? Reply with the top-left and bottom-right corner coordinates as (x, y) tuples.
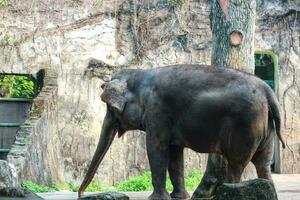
(211, 0), (256, 73)
(192, 0), (257, 198)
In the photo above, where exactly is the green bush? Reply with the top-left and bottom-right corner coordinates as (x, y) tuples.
(3, 33), (13, 45)
(0, 75), (34, 98)
(86, 180), (103, 192)
(51, 182), (70, 191)
(22, 170), (203, 193)
(23, 180), (110, 193)
(22, 182), (57, 193)
(116, 171), (153, 191)
(116, 170), (202, 192)
(185, 170), (203, 191)
(0, 0), (7, 6)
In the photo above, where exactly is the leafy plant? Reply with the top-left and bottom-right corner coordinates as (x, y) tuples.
(0, 75), (34, 98)
(116, 170), (202, 192)
(24, 180), (110, 193)
(22, 170), (203, 193)
(22, 182), (57, 193)
(185, 170), (203, 191)
(0, 0), (7, 6)
(3, 33), (13, 45)
(116, 171), (153, 191)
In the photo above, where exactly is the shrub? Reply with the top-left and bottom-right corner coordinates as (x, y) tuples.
(185, 170), (203, 191)
(116, 170), (202, 192)
(0, 0), (7, 6)
(22, 182), (57, 193)
(0, 75), (34, 98)
(23, 180), (110, 193)
(116, 171), (153, 191)
(22, 170), (203, 193)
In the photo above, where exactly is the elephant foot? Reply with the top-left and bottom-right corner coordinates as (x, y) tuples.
(170, 190), (190, 200)
(148, 190), (171, 200)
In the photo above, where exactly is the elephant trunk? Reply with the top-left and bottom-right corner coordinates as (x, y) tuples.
(78, 110), (117, 197)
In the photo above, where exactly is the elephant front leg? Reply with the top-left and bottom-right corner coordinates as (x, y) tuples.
(146, 134), (171, 200)
(168, 145), (190, 200)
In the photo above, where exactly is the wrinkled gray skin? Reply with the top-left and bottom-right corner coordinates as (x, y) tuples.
(78, 65), (285, 200)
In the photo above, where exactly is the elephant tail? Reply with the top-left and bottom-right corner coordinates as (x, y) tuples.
(265, 86), (286, 149)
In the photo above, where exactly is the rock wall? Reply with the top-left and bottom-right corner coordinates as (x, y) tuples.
(255, 0), (300, 173)
(0, 0), (299, 185)
(7, 70), (60, 185)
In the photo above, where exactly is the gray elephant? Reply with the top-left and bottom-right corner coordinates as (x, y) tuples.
(78, 65), (285, 200)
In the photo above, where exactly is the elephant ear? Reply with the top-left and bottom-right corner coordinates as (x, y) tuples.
(101, 79), (127, 112)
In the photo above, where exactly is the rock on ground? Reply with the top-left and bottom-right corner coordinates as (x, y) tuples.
(0, 161), (17, 188)
(0, 187), (43, 200)
(214, 178), (278, 200)
(79, 192), (129, 200)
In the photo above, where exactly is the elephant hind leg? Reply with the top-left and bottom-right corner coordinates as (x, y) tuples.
(225, 161), (247, 183)
(191, 154), (227, 200)
(251, 137), (274, 180)
(225, 146), (256, 183)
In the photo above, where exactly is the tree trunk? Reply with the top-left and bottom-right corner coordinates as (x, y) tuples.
(198, 0), (257, 197)
(210, 0), (256, 73)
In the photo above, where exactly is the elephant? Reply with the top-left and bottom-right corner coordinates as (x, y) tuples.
(78, 64), (285, 200)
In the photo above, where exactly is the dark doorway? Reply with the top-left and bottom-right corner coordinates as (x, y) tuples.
(254, 51), (278, 172)
(255, 52), (275, 90)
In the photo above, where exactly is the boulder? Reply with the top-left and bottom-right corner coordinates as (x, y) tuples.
(79, 192), (129, 200)
(0, 160), (18, 188)
(0, 187), (43, 199)
(214, 178), (278, 200)
(0, 187), (26, 197)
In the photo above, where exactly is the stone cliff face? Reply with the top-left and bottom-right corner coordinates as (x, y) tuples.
(0, 0), (299, 185)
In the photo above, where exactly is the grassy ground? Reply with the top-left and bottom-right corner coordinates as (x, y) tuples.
(22, 170), (203, 193)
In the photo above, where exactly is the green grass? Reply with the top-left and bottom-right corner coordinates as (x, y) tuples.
(185, 170), (203, 191)
(22, 182), (57, 193)
(116, 170), (203, 192)
(116, 171), (153, 191)
(22, 170), (203, 193)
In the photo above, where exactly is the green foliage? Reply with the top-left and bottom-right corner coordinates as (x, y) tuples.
(22, 182), (57, 193)
(116, 170), (202, 192)
(22, 170), (203, 193)
(67, 182), (80, 192)
(85, 180), (103, 192)
(0, 0), (7, 6)
(116, 171), (153, 191)
(185, 170), (203, 191)
(3, 33), (13, 45)
(24, 180), (111, 193)
(168, 0), (185, 7)
(0, 75), (34, 98)
(51, 182), (69, 191)
(115, 171), (173, 191)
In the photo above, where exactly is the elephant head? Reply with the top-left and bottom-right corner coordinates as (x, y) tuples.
(78, 72), (144, 197)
